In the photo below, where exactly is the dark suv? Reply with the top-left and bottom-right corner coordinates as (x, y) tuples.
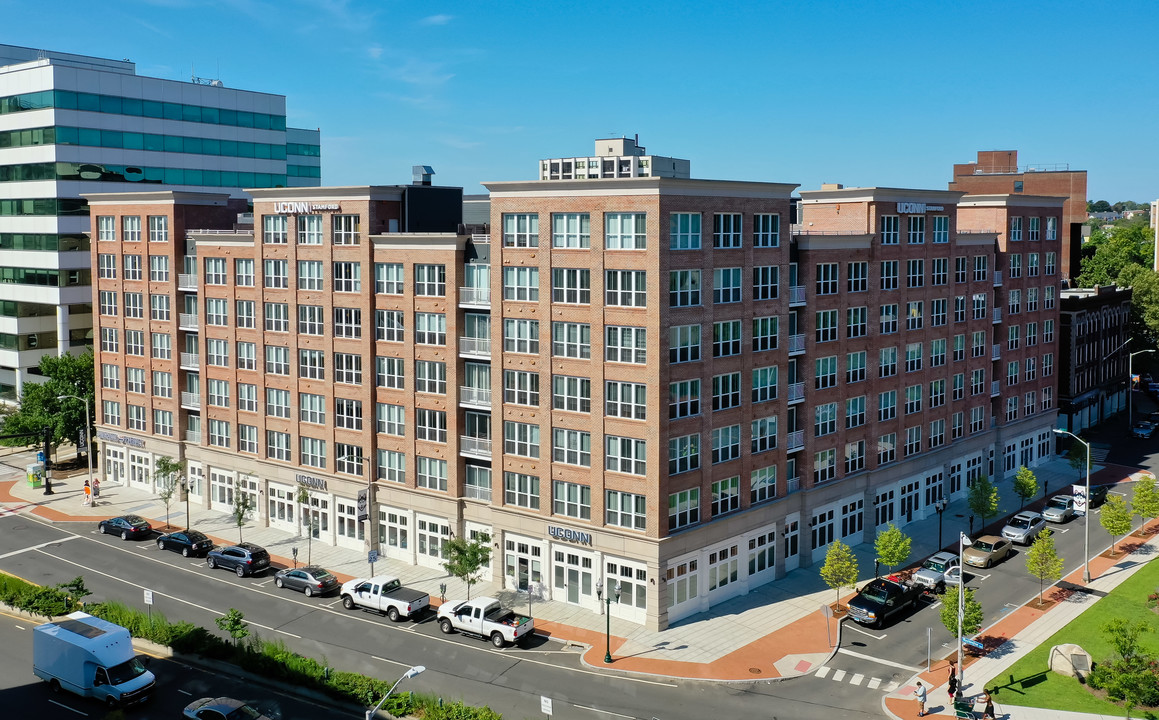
(206, 542), (271, 577)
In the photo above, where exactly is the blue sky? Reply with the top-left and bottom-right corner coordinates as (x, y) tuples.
(6, 0), (1157, 202)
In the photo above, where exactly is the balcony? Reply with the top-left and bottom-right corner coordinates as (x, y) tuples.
(177, 274), (198, 291)
(179, 352), (200, 370)
(993, 270), (1003, 287)
(459, 287), (491, 308)
(184, 430), (201, 444)
(787, 382), (805, 404)
(180, 392), (201, 410)
(464, 484), (493, 502)
(991, 380), (1001, 397)
(993, 308), (1002, 324)
(179, 313), (199, 331)
(459, 435), (493, 459)
(789, 286), (806, 306)
(471, 234), (490, 244)
(459, 337), (491, 358)
(459, 386), (492, 408)
(992, 344), (1001, 361)
(788, 334), (806, 355)
(787, 476), (801, 494)
(786, 430), (805, 453)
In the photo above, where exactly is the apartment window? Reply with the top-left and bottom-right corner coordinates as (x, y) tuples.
(504, 472), (539, 509)
(931, 338), (946, 367)
(264, 302), (289, 332)
(753, 317), (778, 352)
(1046, 252), (1056, 275)
(154, 410), (173, 437)
(848, 261), (868, 292)
(954, 296), (966, 323)
(97, 216), (115, 242)
(973, 255), (988, 282)
(377, 404), (405, 436)
(375, 356), (402, 388)
(670, 379), (701, 418)
(906, 301), (923, 330)
(847, 306), (867, 339)
(376, 450), (406, 484)
(955, 256), (968, 283)
(970, 406), (985, 433)
(552, 268), (590, 304)
(332, 214), (360, 245)
(669, 489), (700, 531)
(152, 332), (173, 360)
(1045, 286), (1055, 309)
(814, 449), (836, 484)
(101, 364), (120, 389)
(415, 264), (446, 296)
(714, 320), (742, 357)
(815, 355), (837, 389)
(99, 291), (118, 316)
(1043, 353), (1054, 377)
(125, 367), (145, 394)
(1025, 357), (1037, 382)
(815, 402), (837, 436)
(553, 481), (591, 520)
(907, 259), (924, 288)
(376, 310), (404, 342)
(296, 260), (324, 291)
(297, 214), (323, 244)
(1042, 387), (1054, 410)
(606, 270), (647, 307)
(953, 373), (964, 401)
(753, 266), (779, 301)
(415, 408), (446, 442)
(1027, 288), (1039, 312)
(267, 431), (292, 461)
(712, 372), (742, 411)
(1010, 216), (1023, 242)
(124, 292), (143, 318)
(670, 212), (701, 250)
(121, 254), (142, 281)
(263, 215), (288, 244)
(669, 269), (701, 307)
(905, 342), (922, 373)
(930, 258), (948, 287)
(238, 383), (256, 412)
(1046, 217), (1058, 241)
(323, 262), (358, 293)
(606, 213), (646, 249)
(844, 441), (866, 475)
(878, 390), (897, 421)
(98, 254), (117, 279)
(503, 369), (539, 406)
(878, 433), (896, 464)
(606, 381), (647, 420)
(503, 318), (539, 354)
(846, 395), (866, 428)
(1028, 253), (1040, 277)
(553, 212), (590, 248)
(208, 419), (231, 448)
(711, 477), (741, 516)
(606, 436), (646, 475)
(754, 213), (780, 247)
(334, 352), (362, 385)
(907, 215), (925, 244)
(607, 491), (646, 530)
(670, 324), (701, 363)
(880, 303), (898, 334)
(971, 368), (985, 395)
(905, 384), (922, 414)
(1007, 360), (1020, 386)
(206, 379), (230, 408)
(606, 326), (646, 364)
(149, 255), (170, 282)
(552, 321), (590, 359)
(553, 375), (591, 413)
(815, 263), (838, 295)
(905, 426), (922, 455)
(1005, 396), (1018, 422)
(152, 371), (172, 398)
(848, 351), (866, 383)
(297, 437), (326, 469)
(413, 312), (444, 345)
(752, 366), (778, 403)
(237, 341), (256, 370)
(713, 213), (742, 249)
(375, 263), (404, 294)
(710, 425), (741, 464)
(972, 293), (987, 320)
(932, 215), (949, 243)
(931, 298), (947, 326)
(298, 305), (324, 335)
(552, 428), (591, 466)
(233, 299), (253, 328)
(122, 216), (141, 242)
(713, 268), (742, 303)
(263, 259), (288, 288)
(265, 388), (291, 419)
(503, 266), (539, 301)
(952, 412), (964, 439)
(929, 419), (946, 448)
(1009, 254), (1022, 279)
(669, 434), (700, 474)
(205, 297), (227, 326)
(812, 309), (836, 343)
(1008, 325), (1020, 350)
(881, 215), (899, 244)
(407, 360), (442, 396)
(335, 398), (364, 430)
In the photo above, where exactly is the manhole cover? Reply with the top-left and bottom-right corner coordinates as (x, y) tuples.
(749, 668), (762, 674)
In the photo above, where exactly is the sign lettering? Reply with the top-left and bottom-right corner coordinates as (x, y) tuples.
(896, 202), (944, 213)
(295, 473), (328, 491)
(273, 202), (340, 214)
(548, 526), (592, 545)
(95, 430), (145, 448)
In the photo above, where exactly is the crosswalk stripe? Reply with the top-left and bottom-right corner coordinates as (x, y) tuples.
(815, 666), (831, 679)
(867, 678), (882, 689)
(832, 669), (847, 682)
(849, 673), (865, 686)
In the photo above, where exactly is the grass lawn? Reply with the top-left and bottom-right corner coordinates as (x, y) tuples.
(993, 558), (1159, 718)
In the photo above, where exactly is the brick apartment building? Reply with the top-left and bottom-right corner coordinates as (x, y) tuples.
(1058, 285), (1132, 432)
(86, 145), (1063, 630)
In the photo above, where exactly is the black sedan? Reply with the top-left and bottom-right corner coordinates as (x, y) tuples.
(273, 565), (339, 597)
(156, 529), (214, 557)
(98, 515), (152, 540)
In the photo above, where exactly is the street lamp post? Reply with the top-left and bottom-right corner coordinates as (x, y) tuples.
(337, 452), (373, 572)
(957, 531), (969, 700)
(56, 395), (94, 500)
(1054, 429), (1092, 583)
(365, 664), (425, 720)
(1129, 349), (1155, 429)
(934, 497), (948, 550)
(595, 579), (621, 663)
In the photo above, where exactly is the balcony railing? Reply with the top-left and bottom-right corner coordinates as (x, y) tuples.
(180, 392), (201, 409)
(459, 436), (493, 458)
(179, 313), (199, 330)
(459, 337), (491, 357)
(464, 484), (493, 502)
(788, 382), (805, 403)
(993, 308), (1002, 323)
(786, 430), (805, 453)
(788, 334), (806, 354)
(459, 287), (491, 306)
(992, 344), (1001, 361)
(179, 352), (200, 369)
(991, 380), (1001, 397)
(993, 270), (1003, 287)
(177, 274), (198, 291)
(787, 476), (801, 494)
(471, 234), (490, 244)
(459, 386), (492, 407)
(184, 430), (201, 444)
(789, 286), (806, 305)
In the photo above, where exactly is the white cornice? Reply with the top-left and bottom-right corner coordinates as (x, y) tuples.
(248, 186), (405, 203)
(958, 194), (1067, 208)
(82, 191), (233, 206)
(484, 177), (798, 199)
(799, 187), (966, 205)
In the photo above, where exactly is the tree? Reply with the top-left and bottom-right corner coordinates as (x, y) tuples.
(1133, 475), (1159, 534)
(1101, 494), (1135, 556)
(968, 476), (999, 530)
(296, 483), (316, 565)
(0, 350), (94, 451)
(154, 456), (184, 530)
(1104, 618), (1151, 662)
(1025, 528), (1064, 606)
(819, 540), (858, 611)
(231, 492), (255, 543)
(215, 608), (249, 645)
(1066, 442), (1087, 484)
(1012, 466), (1038, 510)
(874, 523), (912, 575)
(442, 533), (492, 600)
(1089, 200), (1112, 213)
(940, 585), (984, 639)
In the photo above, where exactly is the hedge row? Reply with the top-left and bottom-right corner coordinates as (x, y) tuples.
(0, 573), (86, 618)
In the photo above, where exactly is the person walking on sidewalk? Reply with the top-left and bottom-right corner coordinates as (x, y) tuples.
(82, 480), (91, 506)
(947, 665), (959, 702)
(979, 688), (995, 720)
(92, 477), (100, 499)
(914, 681), (927, 717)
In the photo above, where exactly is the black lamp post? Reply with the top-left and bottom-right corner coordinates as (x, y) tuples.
(934, 497), (948, 550)
(596, 579), (621, 663)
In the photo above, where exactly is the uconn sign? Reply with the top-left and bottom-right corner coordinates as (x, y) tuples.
(548, 526), (593, 545)
(273, 202), (341, 214)
(896, 202), (945, 213)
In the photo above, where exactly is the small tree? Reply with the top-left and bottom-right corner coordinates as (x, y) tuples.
(215, 608), (249, 645)
(231, 492), (255, 543)
(1101, 494), (1135, 556)
(1025, 527), (1064, 606)
(968, 476), (1000, 531)
(1012, 466), (1038, 510)
(1104, 618), (1152, 662)
(940, 585), (984, 639)
(1132, 475), (1159, 534)
(874, 523), (912, 575)
(296, 484), (316, 564)
(819, 540), (859, 611)
(154, 456), (185, 529)
(442, 533), (492, 600)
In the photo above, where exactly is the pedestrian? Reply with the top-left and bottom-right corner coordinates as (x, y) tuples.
(947, 659), (959, 701)
(82, 481), (91, 506)
(914, 681), (927, 717)
(980, 688), (995, 720)
(92, 477), (100, 499)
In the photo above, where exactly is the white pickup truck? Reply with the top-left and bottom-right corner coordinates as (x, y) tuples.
(339, 575), (430, 621)
(437, 596), (534, 648)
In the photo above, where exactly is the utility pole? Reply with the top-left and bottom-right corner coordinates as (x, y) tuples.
(42, 426), (54, 495)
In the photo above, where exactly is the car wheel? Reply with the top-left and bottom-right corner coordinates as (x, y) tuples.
(98, 523), (106, 534)
(157, 540), (165, 551)
(984, 559), (991, 569)
(439, 618), (454, 634)
(275, 577), (284, 588)
(342, 595), (355, 610)
(235, 565), (246, 578)
(207, 557), (217, 569)
(386, 606), (399, 622)
(182, 547), (191, 558)
(49, 679), (62, 694)
(491, 632), (506, 648)
(106, 696), (118, 709)
(121, 531), (129, 541)
(304, 586), (314, 598)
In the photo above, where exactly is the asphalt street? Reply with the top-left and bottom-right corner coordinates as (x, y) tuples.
(0, 512), (879, 720)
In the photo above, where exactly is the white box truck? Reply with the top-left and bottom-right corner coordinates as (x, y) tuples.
(33, 611), (156, 708)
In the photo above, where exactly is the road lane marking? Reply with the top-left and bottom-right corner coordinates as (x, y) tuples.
(47, 699), (87, 716)
(0, 535), (78, 560)
(849, 673), (865, 686)
(867, 677), (882, 689)
(574, 705), (634, 718)
(256, 579), (274, 586)
(837, 648), (923, 672)
(832, 669), (846, 681)
(844, 624), (887, 640)
(178, 689), (192, 695)
(815, 666), (831, 678)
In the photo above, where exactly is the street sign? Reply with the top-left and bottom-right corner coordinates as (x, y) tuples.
(821, 602), (833, 618)
(540, 696), (553, 716)
(368, 549), (379, 564)
(963, 637), (984, 650)
(143, 590), (154, 606)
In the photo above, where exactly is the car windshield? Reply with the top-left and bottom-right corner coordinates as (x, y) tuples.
(1047, 499), (1068, 509)
(226, 704), (265, 720)
(973, 541), (995, 552)
(922, 559), (946, 572)
(106, 656), (148, 685)
(1009, 518), (1030, 529)
(860, 585), (889, 603)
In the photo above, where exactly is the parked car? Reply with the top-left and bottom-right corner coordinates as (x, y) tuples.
(1132, 421), (1156, 439)
(206, 542), (270, 577)
(962, 535), (1013, 568)
(1042, 495), (1076, 523)
(340, 576), (431, 621)
(1149, 382), (1159, 396)
(912, 552), (960, 592)
(183, 696), (271, 720)
(274, 565), (339, 597)
(156, 529), (214, 557)
(437, 597), (535, 647)
(1088, 485), (1109, 508)
(97, 515), (152, 541)
(846, 578), (924, 629)
(1001, 511), (1046, 545)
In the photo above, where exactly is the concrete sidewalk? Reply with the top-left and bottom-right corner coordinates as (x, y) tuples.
(0, 446), (1142, 687)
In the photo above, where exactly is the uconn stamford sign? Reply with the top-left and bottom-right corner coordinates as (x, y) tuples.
(273, 202), (340, 214)
(548, 526), (592, 545)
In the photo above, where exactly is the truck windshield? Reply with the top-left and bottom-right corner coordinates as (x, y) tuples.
(106, 656), (148, 685)
(860, 586), (889, 603)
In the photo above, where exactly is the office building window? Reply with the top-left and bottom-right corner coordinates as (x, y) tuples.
(552, 268), (590, 304)
(713, 267), (742, 303)
(907, 215), (925, 244)
(710, 425), (741, 464)
(752, 317), (778, 352)
(263, 215), (288, 244)
(881, 215), (899, 244)
(714, 320), (742, 357)
(375, 263), (404, 294)
(503, 266), (539, 301)
(848, 261), (867, 292)
(553, 212), (590, 248)
(669, 212), (702, 250)
(713, 213), (743, 249)
(297, 214), (323, 244)
(670, 324), (701, 363)
(606, 436), (646, 475)
(606, 326), (646, 364)
(606, 213), (646, 249)
(669, 269), (701, 307)
(753, 213), (780, 247)
(606, 270), (647, 307)
(552, 321), (591, 359)
(669, 434), (700, 474)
